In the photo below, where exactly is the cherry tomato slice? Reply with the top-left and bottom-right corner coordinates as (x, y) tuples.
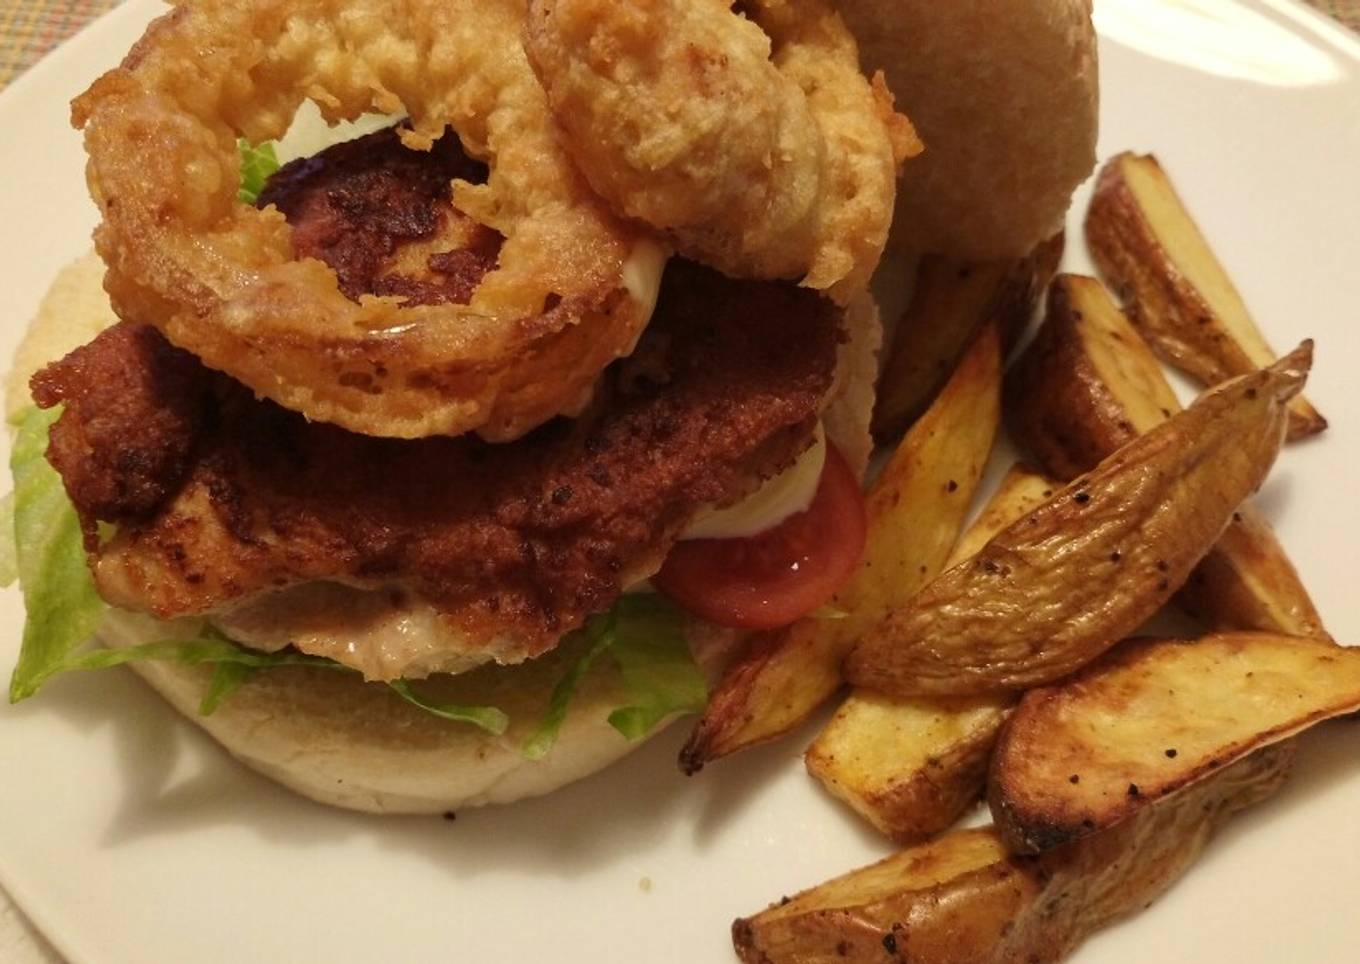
(653, 442), (867, 630)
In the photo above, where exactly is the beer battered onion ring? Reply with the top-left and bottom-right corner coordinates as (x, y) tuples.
(523, 0), (920, 303)
(71, 0), (665, 441)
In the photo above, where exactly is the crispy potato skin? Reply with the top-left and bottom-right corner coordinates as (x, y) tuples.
(846, 346), (1311, 696)
(1177, 509), (1327, 637)
(735, 744), (1293, 964)
(872, 234), (1061, 442)
(1086, 153), (1325, 440)
(678, 618), (835, 774)
(989, 634), (1360, 853)
(804, 466), (1055, 842)
(1007, 275), (1327, 638)
(681, 325), (1001, 772)
(945, 465), (1060, 569)
(1005, 275), (1175, 480)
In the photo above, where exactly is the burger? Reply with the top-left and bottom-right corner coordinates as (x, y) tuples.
(4, 0), (1097, 815)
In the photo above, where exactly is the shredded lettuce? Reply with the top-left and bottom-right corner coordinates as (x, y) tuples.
(605, 596), (708, 740)
(523, 596), (707, 758)
(389, 680), (509, 736)
(522, 613), (616, 761)
(27, 619), (507, 732)
(0, 489), (16, 588)
(236, 139), (280, 205)
(201, 662), (256, 715)
(8, 406), (105, 702)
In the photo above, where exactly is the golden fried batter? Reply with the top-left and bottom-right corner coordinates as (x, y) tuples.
(72, 0), (663, 441)
(523, 0), (918, 303)
(35, 262), (839, 680)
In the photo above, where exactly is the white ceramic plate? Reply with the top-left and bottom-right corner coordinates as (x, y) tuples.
(1, 1), (1358, 961)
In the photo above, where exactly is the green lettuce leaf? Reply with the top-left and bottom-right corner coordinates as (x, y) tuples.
(521, 613), (616, 761)
(0, 489), (16, 588)
(388, 680), (509, 736)
(523, 596), (707, 758)
(200, 662), (256, 716)
(8, 406), (105, 702)
(606, 596), (708, 740)
(27, 615), (508, 733)
(237, 140), (280, 205)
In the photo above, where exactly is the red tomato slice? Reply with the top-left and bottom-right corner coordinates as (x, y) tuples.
(653, 442), (867, 630)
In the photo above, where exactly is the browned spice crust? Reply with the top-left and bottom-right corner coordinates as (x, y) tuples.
(35, 259), (838, 661)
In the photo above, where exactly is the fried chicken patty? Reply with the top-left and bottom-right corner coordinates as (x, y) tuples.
(34, 259), (839, 679)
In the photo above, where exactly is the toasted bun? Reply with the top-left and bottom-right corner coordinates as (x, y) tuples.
(10, 253), (880, 814)
(100, 609), (714, 814)
(5, 252), (117, 422)
(839, 0), (1098, 259)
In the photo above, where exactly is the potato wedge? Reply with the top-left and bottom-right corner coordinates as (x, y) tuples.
(1086, 152), (1325, 440)
(804, 693), (1010, 844)
(1005, 274), (1179, 480)
(944, 464), (1059, 568)
(735, 744), (1293, 964)
(679, 325), (1002, 772)
(1177, 511), (1327, 638)
(804, 465), (1058, 842)
(872, 235), (1062, 441)
(989, 633), (1360, 853)
(845, 345), (1312, 696)
(1007, 274), (1326, 637)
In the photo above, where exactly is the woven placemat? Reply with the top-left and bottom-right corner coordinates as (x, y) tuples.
(1313, 0), (1360, 23)
(0, 0), (120, 90)
(2, 0), (1359, 91)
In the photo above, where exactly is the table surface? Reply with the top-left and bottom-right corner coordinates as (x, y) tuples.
(0, 0), (1357, 962)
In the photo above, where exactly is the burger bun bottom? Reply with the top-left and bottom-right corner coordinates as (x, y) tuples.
(9, 253), (881, 815)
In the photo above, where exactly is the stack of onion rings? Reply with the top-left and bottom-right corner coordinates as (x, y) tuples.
(523, 0), (920, 303)
(73, 0), (664, 440)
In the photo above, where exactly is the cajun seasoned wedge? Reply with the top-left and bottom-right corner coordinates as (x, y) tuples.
(846, 344), (1312, 697)
(943, 464), (1060, 567)
(679, 326), (1002, 773)
(990, 633), (1360, 853)
(735, 744), (1293, 964)
(1005, 274), (1180, 479)
(872, 234), (1062, 441)
(1086, 152), (1325, 440)
(1007, 274), (1326, 637)
(804, 465), (1057, 842)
